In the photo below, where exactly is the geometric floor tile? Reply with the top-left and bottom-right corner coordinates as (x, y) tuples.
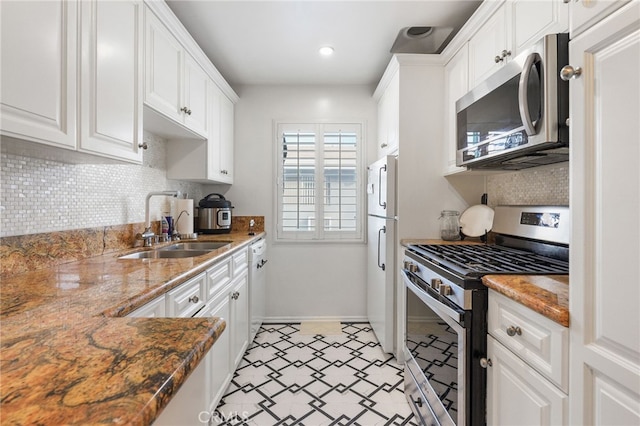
(214, 323), (417, 426)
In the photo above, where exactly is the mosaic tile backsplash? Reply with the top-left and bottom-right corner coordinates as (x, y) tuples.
(1, 132), (207, 238)
(486, 163), (569, 207)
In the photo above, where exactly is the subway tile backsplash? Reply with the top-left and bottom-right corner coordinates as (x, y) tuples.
(486, 163), (569, 207)
(1, 132), (206, 237)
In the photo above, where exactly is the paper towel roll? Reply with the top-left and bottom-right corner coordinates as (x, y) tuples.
(175, 199), (194, 235)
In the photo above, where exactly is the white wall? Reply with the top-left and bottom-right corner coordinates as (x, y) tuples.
(221, 85), (377, 322)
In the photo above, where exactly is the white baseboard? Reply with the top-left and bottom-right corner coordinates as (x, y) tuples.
(263, 315), (368, 324)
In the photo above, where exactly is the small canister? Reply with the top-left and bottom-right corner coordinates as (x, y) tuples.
(439, 210), (461, 241)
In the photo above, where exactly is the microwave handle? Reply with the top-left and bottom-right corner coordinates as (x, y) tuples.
(518, 52), (541, 136)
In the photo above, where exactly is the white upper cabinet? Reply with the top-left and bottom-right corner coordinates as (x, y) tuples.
(79, 0), (144, 163)
(143, 6), (207, 139)
(511, 0), (568, 56)
(0, 0), (78, 149)
(469, 3), (511, 89)
(569, 0), (630, 38)
(468, 0), (569, 90)
(569, 2), (640, 424)
(376, 71), (399, 157)
(183, 55), (209, 137)
(443, 44), (469, 175)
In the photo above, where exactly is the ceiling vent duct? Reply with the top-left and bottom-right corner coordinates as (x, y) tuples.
(390, 26), (454, 54)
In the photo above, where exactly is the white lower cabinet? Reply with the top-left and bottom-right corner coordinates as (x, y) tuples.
(126, 246), (251, 425)
(487, 336), (568, 425)
(229, 270), (249, 369)
(486, 290), (568, 425)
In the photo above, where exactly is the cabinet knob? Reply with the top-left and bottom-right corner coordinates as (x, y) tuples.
(563, 0), (570, 3)
(506, 325), (522, 336)
(232, 291), (240, 300)
(138, 142), (148, 150)
(560, 65), (582, 81)
(480, 357), (493, 368)
(188, 296), (199, 304)
(180, 106), (192, 115)
(380, 143), (388, 148)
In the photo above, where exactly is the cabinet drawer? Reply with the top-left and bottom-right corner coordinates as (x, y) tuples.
(488, 289), (568, 392)
(127, 295), (166, 318)
(166, 273), (206, 317)
(207, 257), (232, 301)
(232, 248), (248, 275)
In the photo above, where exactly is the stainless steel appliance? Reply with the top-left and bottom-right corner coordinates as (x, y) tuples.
(198, 193), (232, 234)
(367, 155), (397, 354)
(456, 34), (569, 170)
(249, 238), (267, 344)
(403, 205), (570, 425)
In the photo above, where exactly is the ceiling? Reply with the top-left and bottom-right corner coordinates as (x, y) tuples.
(166, 1), (482, 89)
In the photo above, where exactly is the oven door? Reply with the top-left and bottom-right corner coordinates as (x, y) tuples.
(403, 269), (469, 426)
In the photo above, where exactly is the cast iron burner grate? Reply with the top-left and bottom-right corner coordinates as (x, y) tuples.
(409, 244), (569, 278)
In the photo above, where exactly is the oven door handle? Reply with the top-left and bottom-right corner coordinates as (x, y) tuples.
(402, 270), (464, 324)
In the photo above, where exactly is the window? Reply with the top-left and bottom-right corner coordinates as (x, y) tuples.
(275, 122), (364, 242)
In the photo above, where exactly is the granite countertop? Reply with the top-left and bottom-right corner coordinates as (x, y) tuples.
(482, 275), (569, 327)
(0, 231), (264, 425)
(400, 238), (569, 327)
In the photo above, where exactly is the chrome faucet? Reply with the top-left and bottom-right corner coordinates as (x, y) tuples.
(137, 190), (181, 247)
(173, 209), (190, 240)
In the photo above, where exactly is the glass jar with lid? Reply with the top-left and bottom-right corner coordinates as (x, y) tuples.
(439, 210), (461, 241)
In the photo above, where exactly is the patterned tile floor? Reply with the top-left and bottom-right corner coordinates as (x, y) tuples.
(214, 323), (417, 426)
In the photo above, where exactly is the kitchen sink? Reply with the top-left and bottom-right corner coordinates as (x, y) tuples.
(118, 249), (212, 259)
(159, 241), (232, 251)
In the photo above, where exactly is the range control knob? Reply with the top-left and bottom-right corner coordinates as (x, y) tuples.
(439, 284), (452, 296)
(403, 261), (418, 273)
(430, 278), (442, 291)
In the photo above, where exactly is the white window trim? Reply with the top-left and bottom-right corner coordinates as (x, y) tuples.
(273, 120), (366, 243)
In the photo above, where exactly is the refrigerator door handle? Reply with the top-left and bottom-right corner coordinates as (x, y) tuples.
(377, 226), (386, 271)
(378, 165), (387, 210)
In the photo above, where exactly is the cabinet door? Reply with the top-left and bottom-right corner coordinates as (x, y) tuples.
(443, 44), (468, 175)
(469, 3), (510, 88)
(198, 291), (232, 412)
(377, 72), (399, 157)
(79, 0), (143, 163)
(230, 271), (249, 369)
(219, 93), (235, 182)
(570, 0), (630, 38)
(487, 336), (568, 425)
(511, 0), (569, 57)
(0, 0), (77, 149)
(144, 7), (182, 123)
(183, 55), (208, 137)
(569, 3), (640, 425)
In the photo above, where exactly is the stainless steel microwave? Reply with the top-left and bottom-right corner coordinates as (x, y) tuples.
(456, 33), (569, 170)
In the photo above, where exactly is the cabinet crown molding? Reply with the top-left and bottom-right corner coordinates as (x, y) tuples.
(373, 54), (444, 100)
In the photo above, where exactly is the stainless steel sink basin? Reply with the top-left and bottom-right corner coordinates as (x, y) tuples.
(159, 241), (232, 251)
(118, 249), (211, 259)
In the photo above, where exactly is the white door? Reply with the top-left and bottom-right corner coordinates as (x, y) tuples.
(79, 0), (143, 163)
(569, 3), (640, 425)
(367, 214), (395, 354)
(230, 272), (249, 369)
(367, 156), (396, 218)
(469, 3), (510, 88)
(487, 336), (568, 425)
(144, 7), (182, 123)
(0, 0), (77, 149)
(183, 55), (208, 137)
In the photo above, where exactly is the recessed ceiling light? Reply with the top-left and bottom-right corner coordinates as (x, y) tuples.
(319, 46), (334, 56)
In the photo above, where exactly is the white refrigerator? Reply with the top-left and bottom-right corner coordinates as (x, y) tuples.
(366, 155), (396, 354)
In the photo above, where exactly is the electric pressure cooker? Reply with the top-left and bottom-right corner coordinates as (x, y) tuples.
(198, 193), (233, 234)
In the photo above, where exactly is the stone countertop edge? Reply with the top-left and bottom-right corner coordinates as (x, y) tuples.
(0, 231), (264, 425)
(399, 238), (568, 327)
(482, 274), (569, 327)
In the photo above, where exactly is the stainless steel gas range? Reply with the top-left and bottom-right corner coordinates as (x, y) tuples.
(402, 206), (570, 426)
